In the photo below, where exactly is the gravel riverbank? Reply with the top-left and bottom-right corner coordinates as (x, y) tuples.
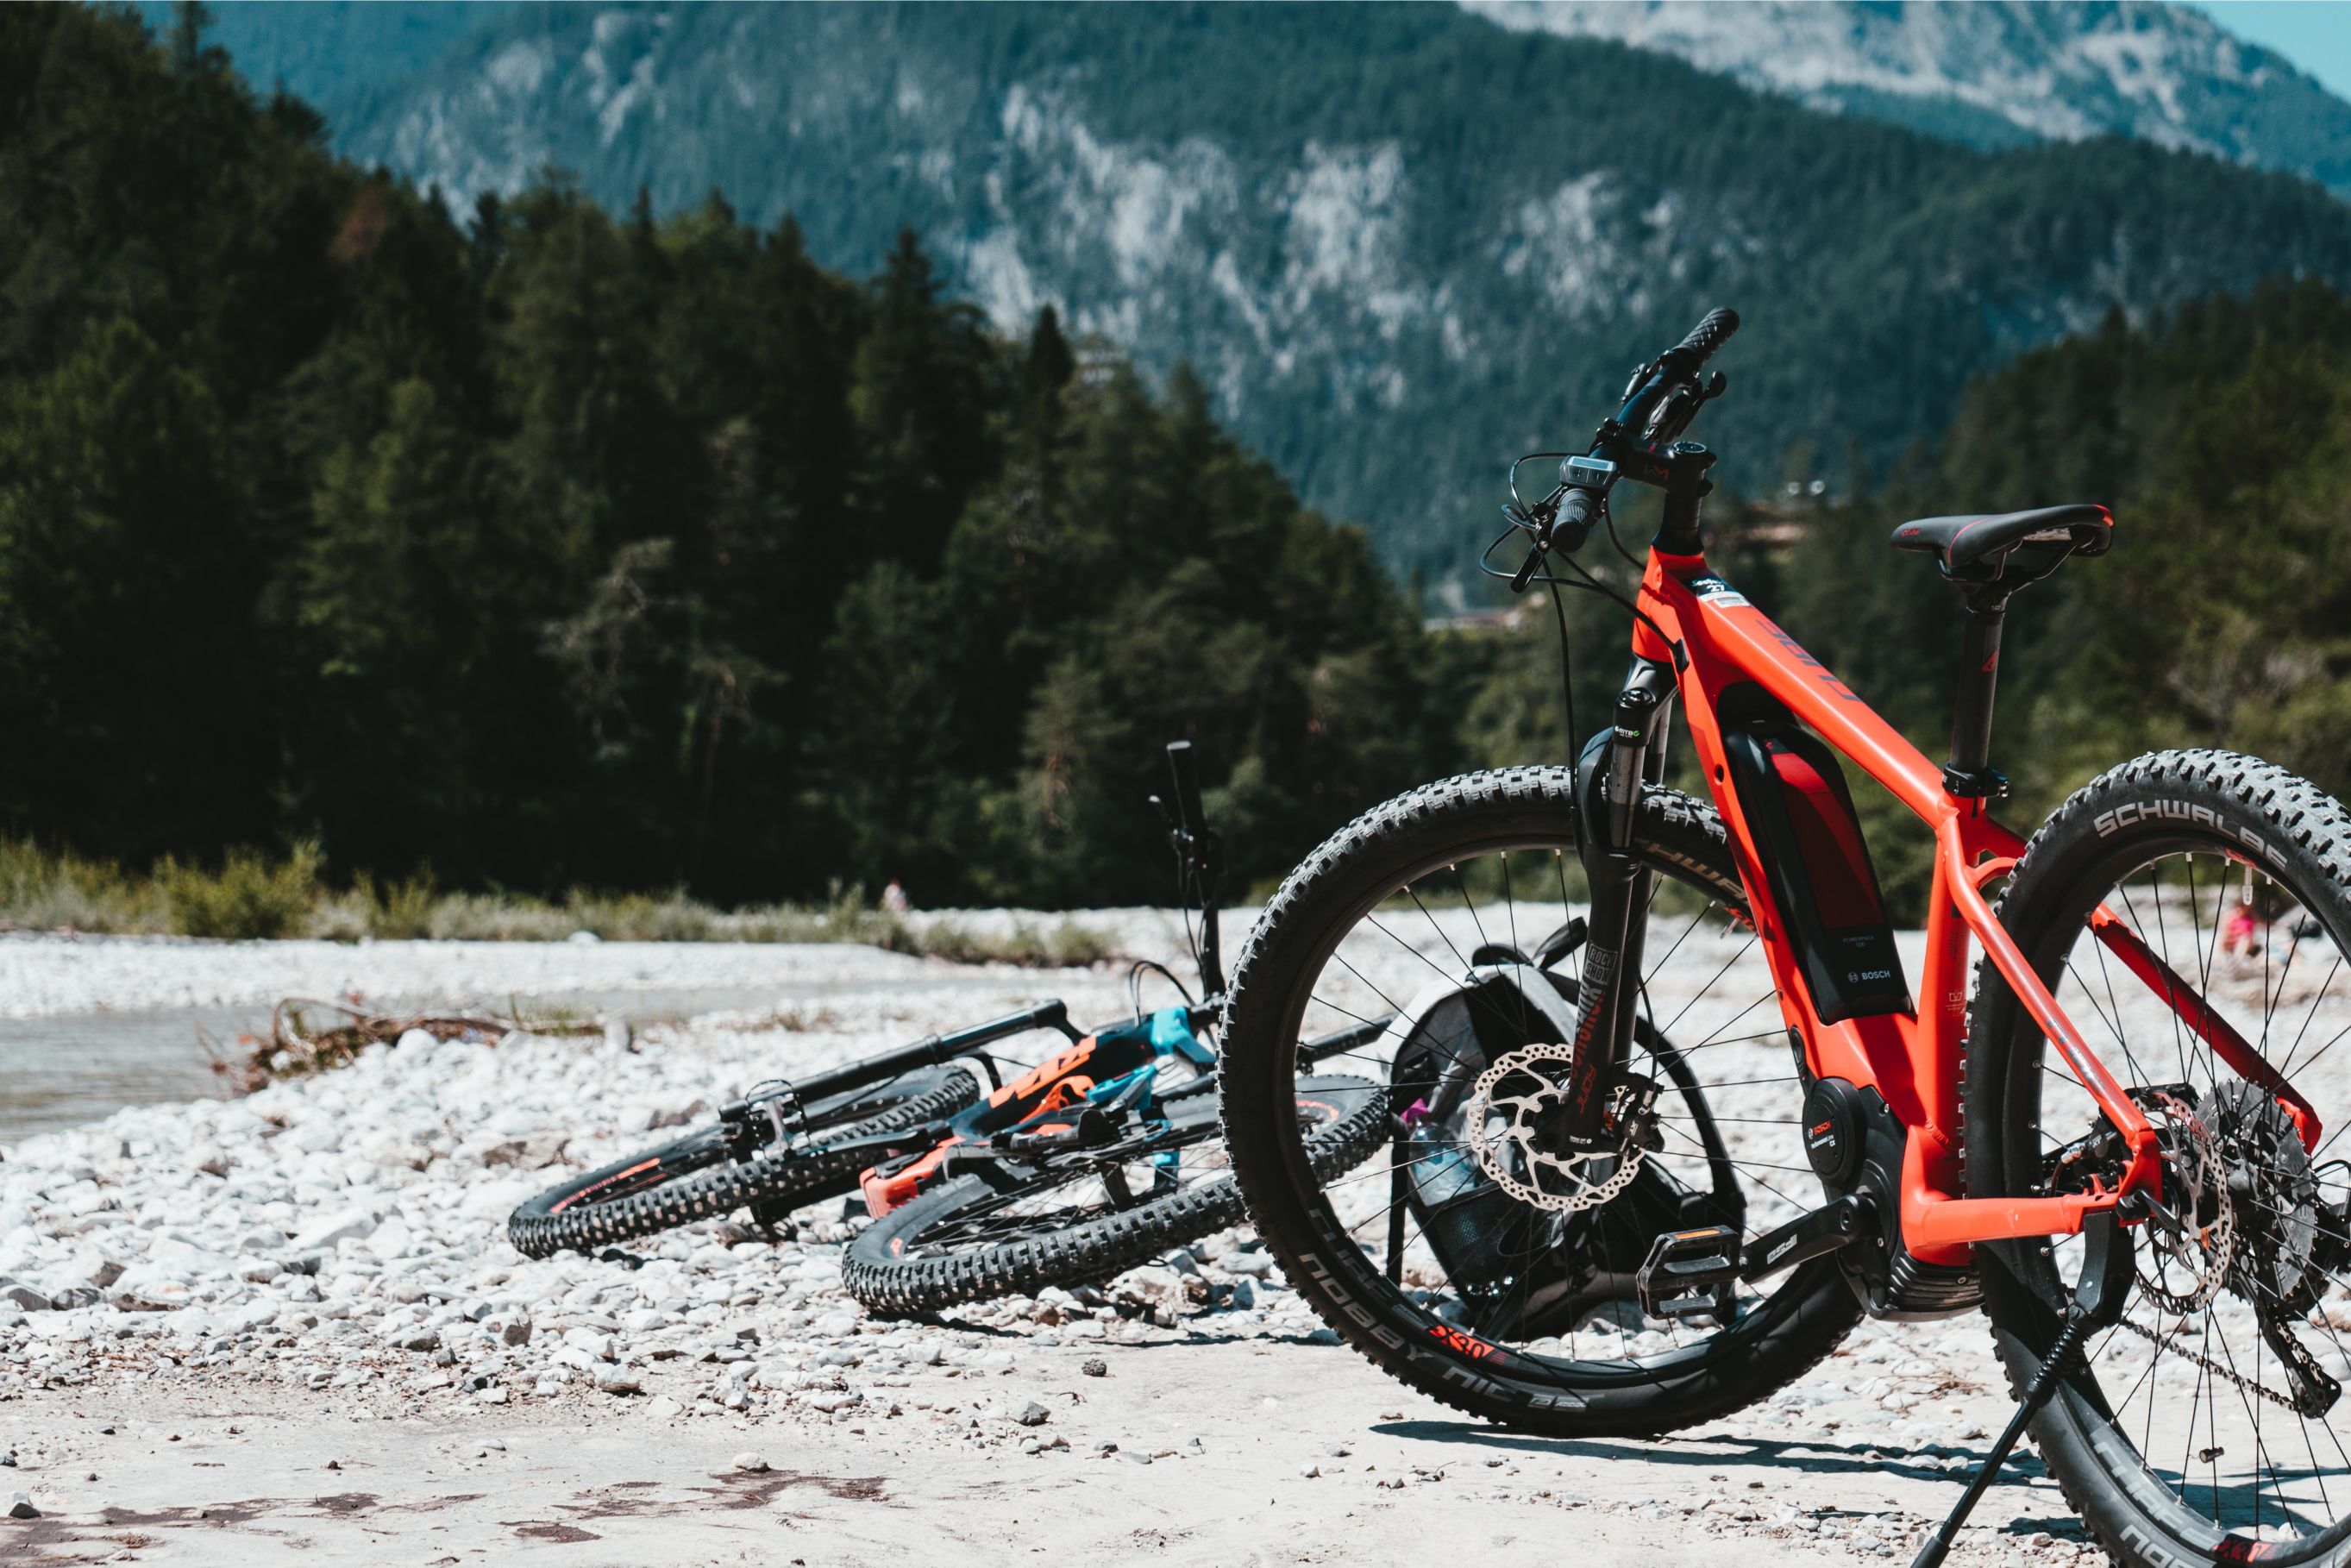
(0, 928), (2106, 1565)
(0, 922), (1046, 1020)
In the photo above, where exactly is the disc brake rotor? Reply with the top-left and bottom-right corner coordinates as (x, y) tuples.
(2136, 1089), (2235, 1315)
(1461, 1044), (1656, 1214)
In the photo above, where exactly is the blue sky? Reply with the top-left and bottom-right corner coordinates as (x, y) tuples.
(2185, 1), (2351, 99)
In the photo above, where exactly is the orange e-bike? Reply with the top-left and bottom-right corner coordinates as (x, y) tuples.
(1220, 309), (2351, 1568)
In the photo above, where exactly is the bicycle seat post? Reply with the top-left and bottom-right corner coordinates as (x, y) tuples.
(1944, 592), (2009, 800)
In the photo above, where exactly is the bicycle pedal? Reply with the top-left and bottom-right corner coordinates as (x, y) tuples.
(1636, 1226), (1740, 1320)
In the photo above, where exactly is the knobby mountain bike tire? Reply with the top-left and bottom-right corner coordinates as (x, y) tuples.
(1966, 750), (2351, 1568)
(842, 1075), (1389, 1314)
(1219, 767), (1863, 1438)
(508, 1064), (981, 1258)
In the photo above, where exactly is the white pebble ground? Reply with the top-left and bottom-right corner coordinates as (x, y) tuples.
(0, 921), (2114, 1565)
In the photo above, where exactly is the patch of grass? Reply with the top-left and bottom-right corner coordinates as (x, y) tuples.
(908, 916), (1118, 968)
(311, 869), (442, 940)
(0, 838), (1125, 962)
(0, 839), (164, 932)
(159, 842), (323, 940)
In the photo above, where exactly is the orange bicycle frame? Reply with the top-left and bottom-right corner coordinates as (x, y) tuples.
(1629, 546), (2289, 1266)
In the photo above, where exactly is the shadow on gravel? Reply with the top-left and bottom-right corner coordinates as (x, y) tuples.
(497, 1470), (890, 1542)
(3, 1474), (891, 1562)
(8, 1492), (409, 1565)
(92, 1490), (387, 1525)
(904, 1313), (1330, 1349)
(1370, 1421), (2057, 1489)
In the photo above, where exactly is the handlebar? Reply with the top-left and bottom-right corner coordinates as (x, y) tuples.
(1510, 485), (1603, 591)
(1613, 307), (1740, 436)
(1655, 307), (1740, 382)
(724, 999), (1077, 1121)
(1506, 306), (1740, 585)
(1552, 486), (1602, 549)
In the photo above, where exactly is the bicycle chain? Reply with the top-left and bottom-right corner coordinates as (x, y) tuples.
(2090, 1091), (2346, 1419)
(2112, 1314), (2303, 1414)
(2080, 1088), (2323, 1414)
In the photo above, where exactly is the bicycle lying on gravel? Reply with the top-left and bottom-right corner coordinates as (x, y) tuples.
(841, 743), (1390, 1314)
(1219, 307), (2351, 1568)
(511, 743), (1385, 1292)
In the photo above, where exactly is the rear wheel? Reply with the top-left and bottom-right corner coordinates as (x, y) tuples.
(1219, 767), (1860, 1438)
(508, 1064), (980, 1258)
(843, 1075), (1388, 1315)
(1969, 750), (2351, 1566)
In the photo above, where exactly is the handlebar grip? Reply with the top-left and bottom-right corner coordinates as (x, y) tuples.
(1552, 486), (1601, 549)
(1657, 307), (1740, 377)
(1166, 740), (1206, 837)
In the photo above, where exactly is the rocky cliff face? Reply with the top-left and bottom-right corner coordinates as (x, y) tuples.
(1470, 1), (2351, 193)
(173, 3), (2351, 583)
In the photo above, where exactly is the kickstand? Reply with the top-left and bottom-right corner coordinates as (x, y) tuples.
(1908, 1211), (2130, 1568)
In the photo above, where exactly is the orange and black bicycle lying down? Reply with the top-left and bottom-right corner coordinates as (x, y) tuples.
(511, 742), (1385, 1312)
(1220, 308), (2351, 1568)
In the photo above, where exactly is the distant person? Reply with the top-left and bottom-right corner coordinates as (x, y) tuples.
(2226, 893), (2263, 963)
(881, 879), (910, 916)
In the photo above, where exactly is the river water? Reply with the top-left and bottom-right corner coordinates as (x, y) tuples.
(0, 978), (981, 1145)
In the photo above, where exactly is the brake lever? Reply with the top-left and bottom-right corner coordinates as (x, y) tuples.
(1648, 371), (1728, 442)
(1148, 792), (1182, 858)
(1506, 496), (1559, 593)
(1509, 482), (1611, 591)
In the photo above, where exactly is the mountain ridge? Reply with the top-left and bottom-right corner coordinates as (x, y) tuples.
(152, 3), (2351, 587)
(1469, 1), (2351, 196)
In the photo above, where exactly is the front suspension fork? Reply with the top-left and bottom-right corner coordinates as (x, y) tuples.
(1560, 658), (1678, 1146)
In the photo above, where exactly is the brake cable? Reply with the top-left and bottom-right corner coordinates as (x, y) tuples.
(1547, 578), (1577, 761)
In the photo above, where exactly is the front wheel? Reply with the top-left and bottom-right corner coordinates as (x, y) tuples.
(1968, 750), (2351, 1566)
(508, 1064), (980, 1258)
(1219, 766), (1861, 1439)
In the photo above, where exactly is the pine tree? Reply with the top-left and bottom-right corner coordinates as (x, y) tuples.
(847, 228), (997, 568)
(0, 318), (273, 859)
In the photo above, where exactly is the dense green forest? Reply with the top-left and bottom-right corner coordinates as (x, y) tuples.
(0, 4), (1449, 906)
(4, 4), (2351, 919)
